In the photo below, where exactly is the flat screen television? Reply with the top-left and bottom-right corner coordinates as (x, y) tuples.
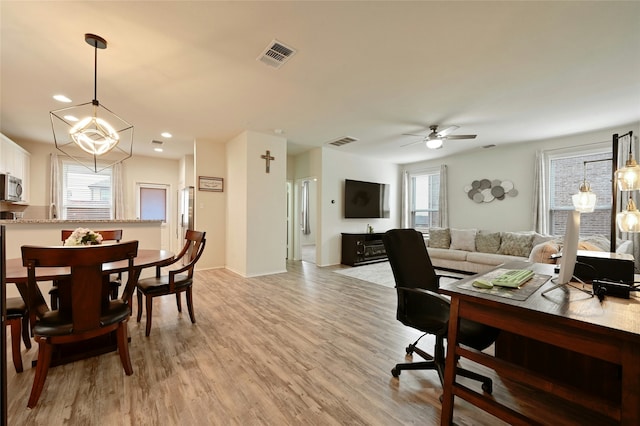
(344, 179), (390, 219)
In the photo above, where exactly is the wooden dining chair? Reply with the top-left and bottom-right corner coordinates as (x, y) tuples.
(50, 229), (124, 309)
(136, 230), (206, 336)
(22, 240), (139, 408)
(5, 297), (32, 373)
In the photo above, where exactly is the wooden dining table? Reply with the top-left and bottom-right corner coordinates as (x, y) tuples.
(5, 247), (174, 366)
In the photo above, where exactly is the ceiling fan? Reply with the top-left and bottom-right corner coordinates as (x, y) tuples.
(402, 125), (477, 149)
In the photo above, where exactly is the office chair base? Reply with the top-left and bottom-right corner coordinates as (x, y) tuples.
(392, 360), (437, 378)
(457, 367), (493, 394)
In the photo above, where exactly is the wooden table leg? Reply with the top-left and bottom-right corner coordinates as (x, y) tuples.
(621, 341), (640, 424)
(440, 297), (461, 425)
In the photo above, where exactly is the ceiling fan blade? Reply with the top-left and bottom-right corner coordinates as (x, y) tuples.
(402, 133), (428, 137)
(436, 125), (459, 137)
(445, 134), (477, 140)
(400, 139), (425, 147)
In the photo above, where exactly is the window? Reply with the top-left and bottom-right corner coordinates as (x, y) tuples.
(61, 161), (113, 219)
(548, 149), (611, 236)
(409, 170), (440, 231)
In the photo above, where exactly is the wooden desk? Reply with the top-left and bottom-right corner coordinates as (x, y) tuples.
(439, 262), (640, 425)
(4, 248), (174, 365)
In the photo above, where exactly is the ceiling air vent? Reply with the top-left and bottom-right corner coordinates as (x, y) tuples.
(257, 39), (297, 69)
(328, 136), (359, 147)
(151, 140), (164, 152)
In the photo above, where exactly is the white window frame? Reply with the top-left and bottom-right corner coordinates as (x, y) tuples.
(407, 168), (441, 233)
(60, 159), (113, 220)
(546, 144), (612, 236)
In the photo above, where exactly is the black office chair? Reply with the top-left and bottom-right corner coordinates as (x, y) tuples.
(382, 229), (499, 394)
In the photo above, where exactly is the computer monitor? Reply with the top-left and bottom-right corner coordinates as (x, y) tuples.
(542, 210), (582, 296)
(557, 210), (580, 285)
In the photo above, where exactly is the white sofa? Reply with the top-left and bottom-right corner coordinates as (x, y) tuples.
(424, 227), (613, 275)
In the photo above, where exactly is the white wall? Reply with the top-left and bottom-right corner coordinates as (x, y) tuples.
(226, 131), (287, 277)
(317, 148), (400, 266)
(194, 138), (226, 270)
(225, 132), (249, 274)
(403, 122), (640, 232)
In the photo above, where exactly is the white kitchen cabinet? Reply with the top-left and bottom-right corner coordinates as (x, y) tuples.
(1, 133), (31, 203)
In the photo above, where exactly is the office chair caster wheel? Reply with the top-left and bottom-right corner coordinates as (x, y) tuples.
(405, 344), (414, 355)
(391, 367), (400, 377)
(481, 381), (492, 394)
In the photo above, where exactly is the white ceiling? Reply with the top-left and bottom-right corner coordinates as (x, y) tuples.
(2, 1), (639, 165)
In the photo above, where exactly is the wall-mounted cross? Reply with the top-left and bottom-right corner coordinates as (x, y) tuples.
(261, 150), (275, 173)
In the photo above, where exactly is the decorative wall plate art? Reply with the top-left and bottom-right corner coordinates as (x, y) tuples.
(464, 179), (518, 203)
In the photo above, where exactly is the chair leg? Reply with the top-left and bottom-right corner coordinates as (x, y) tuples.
(136, 289), (143, 323)
(117, 322), (133, 375)
(186, 287), (196, 324)
(8, 318), (23, 373)
(145, 295), (153, 337)
(176, 292), (182, 313)
(28, 338), (53, 408)
(21, 314), (32, 349)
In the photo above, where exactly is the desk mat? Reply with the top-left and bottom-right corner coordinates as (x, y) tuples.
(457, 268), (551, 301)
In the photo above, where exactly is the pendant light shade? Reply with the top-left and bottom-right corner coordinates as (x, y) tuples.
(616, 197), (640, 232)
(50, 34), (133, 173)
(572, 181), (597, 213)
(615, 155), (640, 191)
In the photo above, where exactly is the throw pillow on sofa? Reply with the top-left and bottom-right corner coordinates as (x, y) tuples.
(428, 227), (450, 249)
(498, 232), (534, 257)
(475, 230), (501, 254)
(528, 241), (560, 264)
(450, 228), (477, 251)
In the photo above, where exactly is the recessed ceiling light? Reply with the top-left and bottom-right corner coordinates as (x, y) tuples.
(161, 132), (172, 138)
(154, 147), (164, 152)
(53, 94), (72, 103)
(64, 115), (79, 122)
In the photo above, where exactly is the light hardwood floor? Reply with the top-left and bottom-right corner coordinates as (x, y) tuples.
(6, 261), (614, 425)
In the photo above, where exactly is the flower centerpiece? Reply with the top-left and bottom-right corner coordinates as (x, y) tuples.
(63, 228), (103, 246)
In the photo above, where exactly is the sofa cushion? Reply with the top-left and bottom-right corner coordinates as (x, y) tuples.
(427, 247), (468, 262)
(579, 235), (610, 251)
(467, 251), (526, 266)
(498, 232), (534, 257)
(532, 232), (556, 247)
(616, 240), (633, 255)
(475, 231), (501, 254)
(450, 228), (476, 251)
(428, 227), (450, 249)
(528, 241), (560, 264)
(579, 241), (605, 252)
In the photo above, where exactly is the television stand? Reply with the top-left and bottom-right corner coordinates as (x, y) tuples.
(341, 233), (387, 266)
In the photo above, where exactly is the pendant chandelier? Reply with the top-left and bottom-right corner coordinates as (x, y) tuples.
(50, 34), (133, 173)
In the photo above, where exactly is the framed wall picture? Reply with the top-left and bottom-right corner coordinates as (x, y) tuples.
(198, 176), (223, 192)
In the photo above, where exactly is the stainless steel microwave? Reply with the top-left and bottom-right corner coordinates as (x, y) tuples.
(0, 173), (23, 202)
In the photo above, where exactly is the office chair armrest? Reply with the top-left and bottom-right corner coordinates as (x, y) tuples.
(396, 286), (451, 327)
(396, 286), (451, 304)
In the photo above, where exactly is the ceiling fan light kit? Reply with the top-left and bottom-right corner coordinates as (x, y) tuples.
(402, 124), (477, 149)
(50, 33), (134, 173)
(426, 139), (443, 149)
